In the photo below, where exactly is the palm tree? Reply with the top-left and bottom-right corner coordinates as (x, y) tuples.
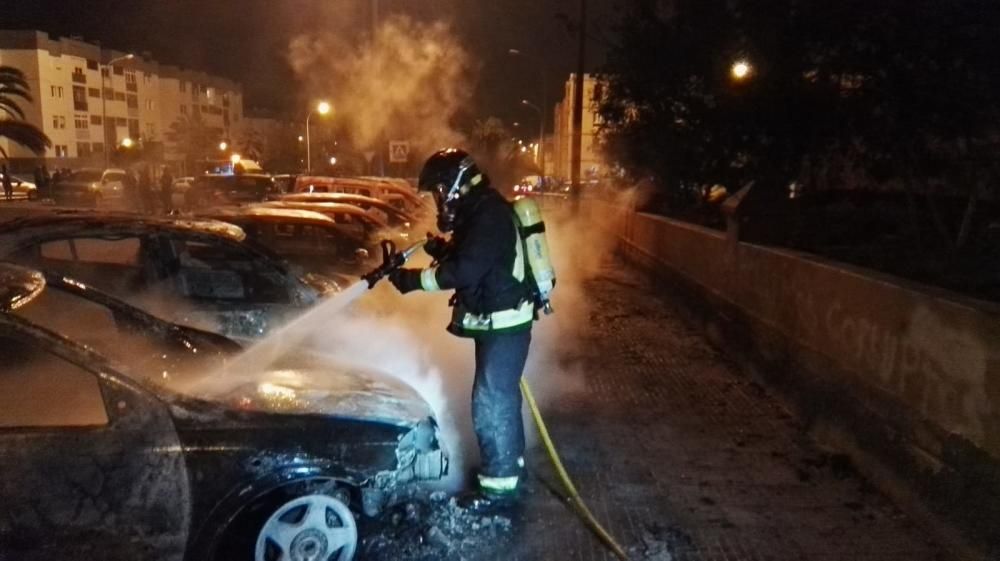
(0, 66), (50, 157)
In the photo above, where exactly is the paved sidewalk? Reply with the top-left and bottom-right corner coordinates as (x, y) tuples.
(503, 262), (952, 561)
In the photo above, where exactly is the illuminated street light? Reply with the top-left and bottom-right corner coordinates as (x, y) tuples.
(102, 53), (135, 168)
(230, 154), (242, 165)
(731, 60), (752, 80)
(120, 137), (134, 149)
(306, 100), (333, 172)
(329, 156), (338, 166)
(219, 141), (228, 151)
(298, 135), (304, 142)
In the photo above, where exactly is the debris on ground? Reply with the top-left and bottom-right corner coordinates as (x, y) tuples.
(361, 491), (514, 561)
(626, 523), (692, 561)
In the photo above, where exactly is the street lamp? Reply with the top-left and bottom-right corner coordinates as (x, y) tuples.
(521, 99), (544, 172)
(102, 53), (134, 169)
(510, 48), (548, 176)
(731, 60), (752, 81)
(329, 156), (338, 166)
(305, 100), (332, 172)
(219, 141), (228, 151)
(120, 138), (134, 149)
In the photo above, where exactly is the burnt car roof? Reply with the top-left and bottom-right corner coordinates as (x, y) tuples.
(0, 263), (45, 312)
(0, 210), (246, 253)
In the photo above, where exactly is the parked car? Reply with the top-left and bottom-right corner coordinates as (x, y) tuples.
(293, 176), (424, 210)
(184, 174), (278, 208)
(0, 262), (448, 561)
(11, 175), (39, 200)
(198, 206), (374, 278)
(256, 200), (393, 241)
(278, 192), (417, 229)
(51, 168), (127, 206)
(0, 211), (343, 339)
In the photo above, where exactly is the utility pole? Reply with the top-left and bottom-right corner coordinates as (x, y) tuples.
(372, 0), (385, 176)
(570, 0), (586, 211)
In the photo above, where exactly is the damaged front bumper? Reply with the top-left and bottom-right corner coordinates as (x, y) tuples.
(363, 418), (449, 516)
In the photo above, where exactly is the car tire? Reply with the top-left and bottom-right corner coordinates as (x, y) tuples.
(212, 480), (360, 561)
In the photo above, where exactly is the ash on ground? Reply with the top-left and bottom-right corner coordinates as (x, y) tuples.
(626, 523), (692, 561)
(360, 491), (513, 560)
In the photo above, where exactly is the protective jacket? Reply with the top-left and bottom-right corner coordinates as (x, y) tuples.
(418, 186), (534, 337)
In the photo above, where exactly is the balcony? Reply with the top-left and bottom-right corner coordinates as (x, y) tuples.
(72, 72), (86, 84)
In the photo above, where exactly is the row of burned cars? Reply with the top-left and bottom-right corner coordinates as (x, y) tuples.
(0, 176), (445, 561)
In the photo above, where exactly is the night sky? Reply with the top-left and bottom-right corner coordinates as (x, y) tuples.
(0, 0), (616, 129)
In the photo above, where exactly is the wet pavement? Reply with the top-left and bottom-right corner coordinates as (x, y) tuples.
(420, 261), (954, 561)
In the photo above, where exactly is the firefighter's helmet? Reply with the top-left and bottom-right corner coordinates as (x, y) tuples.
(418, 148), (486, 232)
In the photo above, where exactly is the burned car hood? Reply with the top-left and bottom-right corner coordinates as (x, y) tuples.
(175, 361), (434, 429)
(300, 271), (357, 297)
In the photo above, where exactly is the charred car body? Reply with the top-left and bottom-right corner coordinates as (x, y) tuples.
(0, 263), (448, 561)
(0, 212), (341, 339)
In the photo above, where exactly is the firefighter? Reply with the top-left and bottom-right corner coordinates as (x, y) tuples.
(389, 148), (535, 509)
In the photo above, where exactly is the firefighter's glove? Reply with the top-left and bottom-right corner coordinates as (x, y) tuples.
(424, 235), (449, 260)
(389, 268), (422, 294)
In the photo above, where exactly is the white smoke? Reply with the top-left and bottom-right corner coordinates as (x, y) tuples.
(288, 15), (475, 153)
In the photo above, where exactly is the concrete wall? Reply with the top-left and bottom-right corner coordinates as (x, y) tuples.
(586, 198), (1000, 553)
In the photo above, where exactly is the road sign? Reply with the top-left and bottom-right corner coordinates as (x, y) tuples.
(363, 150), (376, 164)
(389, 141), (410, 163)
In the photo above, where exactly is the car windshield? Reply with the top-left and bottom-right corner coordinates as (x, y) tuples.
(104, 172), (126, 182)
(71, 170), (103, 182)
(12, 274), (237, 387)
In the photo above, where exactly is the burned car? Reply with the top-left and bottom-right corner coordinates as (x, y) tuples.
(0, 263), (448, 561)
(184, 173), (279, 209)
(197, 206), (375, 278)
(0, 211), (342, 339)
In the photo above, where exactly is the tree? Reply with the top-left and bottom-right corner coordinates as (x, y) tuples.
(165, 112), (218, 171)
(598, 0), (1000, 235)
(0, 66), (51, 157)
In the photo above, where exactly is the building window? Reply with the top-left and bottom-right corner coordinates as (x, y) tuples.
(90, 115), (102, 125)
(52, 115), (66, 129)
(180, 104), (188, 115)
(103, 87), (114, 100)
(77, 143), (92, 157)
(72, 68), (86, 84)
(114, 92), (125, 102)
(91, 142), (104, 154)
(86, 59), (99, 71)
(128, 119), (140, 139)
(126, 94), (138, 109)
(72, 86), (88, 111)
(179, 81), (187, 92)
(115, 117), (127, 126)
(88, 87), (100, 98)
(143, 72), (152, 85)
(144, 99), (154, 110)
(54, 145), (68, 157)
(113, 65), (124, 76)
(101, 67), (109, 78)
(74, 115), (89, 130)
(50, 86), (64, 98)
(145, 123), (156, 138)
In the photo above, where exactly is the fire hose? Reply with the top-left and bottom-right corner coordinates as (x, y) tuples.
(521, 379), (631, 561)
(364, 239), (630, 560)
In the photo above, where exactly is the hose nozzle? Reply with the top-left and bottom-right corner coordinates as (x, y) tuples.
(362, 239), (427, 288)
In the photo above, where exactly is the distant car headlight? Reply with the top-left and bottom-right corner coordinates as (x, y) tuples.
(89, 182), (100, 191)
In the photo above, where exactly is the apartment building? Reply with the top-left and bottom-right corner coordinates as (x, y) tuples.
(0, 30), (243, 170)
(551, 73), (605, 181)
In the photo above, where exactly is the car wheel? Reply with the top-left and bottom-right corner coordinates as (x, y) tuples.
(255, 494), (358, 561)
(213, 482), (360, 561)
